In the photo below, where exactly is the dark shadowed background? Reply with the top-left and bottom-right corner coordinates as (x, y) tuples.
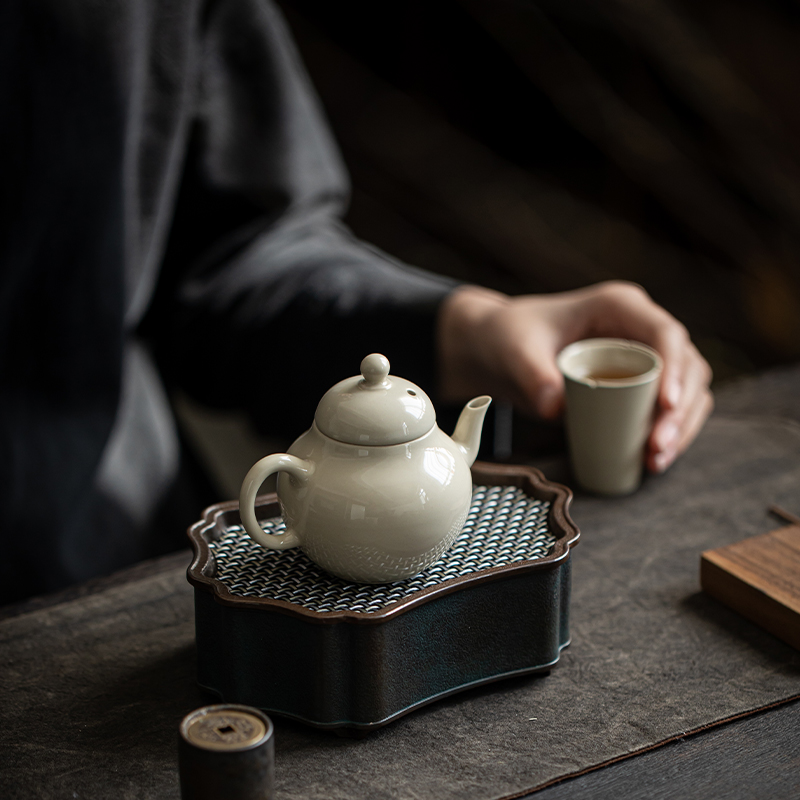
(179, 0), (800, 496)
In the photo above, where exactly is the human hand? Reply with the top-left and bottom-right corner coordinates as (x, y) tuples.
(436, 281), (713, 473)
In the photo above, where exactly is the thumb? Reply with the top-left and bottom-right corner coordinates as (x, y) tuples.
(536, 378), (564, 420)
(513, 347), (564, 420)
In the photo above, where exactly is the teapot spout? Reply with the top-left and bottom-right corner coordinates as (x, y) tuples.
(451, 396), (492, 467)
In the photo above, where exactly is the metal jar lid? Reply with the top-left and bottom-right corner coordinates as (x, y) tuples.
(179, 705), (274, 800)
(181, 706), (269, 751)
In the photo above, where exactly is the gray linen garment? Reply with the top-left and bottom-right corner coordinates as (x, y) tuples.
(0, 0), (456, 601)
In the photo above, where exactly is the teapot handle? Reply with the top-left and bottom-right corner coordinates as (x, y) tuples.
(239, 454), (314, 551)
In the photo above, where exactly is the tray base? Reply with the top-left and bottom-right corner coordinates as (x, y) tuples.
(188, 463), (579, 730)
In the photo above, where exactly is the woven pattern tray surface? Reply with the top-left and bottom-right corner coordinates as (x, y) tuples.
(211, 484), (555, 614)
(188, 462), (578, 729)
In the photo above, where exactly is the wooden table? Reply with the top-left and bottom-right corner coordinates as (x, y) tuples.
(2, 365), (800, 799)
(524, 364), (800, 799)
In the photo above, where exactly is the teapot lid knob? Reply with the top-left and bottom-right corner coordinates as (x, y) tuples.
(361, 353), (390, 386)
(314, 353), (436, 445)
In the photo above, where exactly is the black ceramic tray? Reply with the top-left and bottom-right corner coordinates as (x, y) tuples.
(186, 462), (579, 731)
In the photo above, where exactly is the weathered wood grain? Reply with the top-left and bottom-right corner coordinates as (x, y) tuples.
(701, 524), (800, 651)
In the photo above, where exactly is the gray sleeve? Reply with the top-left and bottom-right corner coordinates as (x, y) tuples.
(151, 0), (457, 432)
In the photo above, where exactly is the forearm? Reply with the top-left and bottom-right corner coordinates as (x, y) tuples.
(157, 210), (457, 432)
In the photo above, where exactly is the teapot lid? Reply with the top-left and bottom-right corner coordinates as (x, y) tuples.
(314, 354), (435, 446)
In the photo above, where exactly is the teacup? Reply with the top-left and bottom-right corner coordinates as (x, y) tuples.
(557, 338), (663, 496)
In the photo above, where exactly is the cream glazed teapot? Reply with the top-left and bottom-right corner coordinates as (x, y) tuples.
(239, 354), (492, 584)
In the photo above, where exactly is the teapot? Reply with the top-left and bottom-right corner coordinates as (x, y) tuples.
(239, 353), (491, 584)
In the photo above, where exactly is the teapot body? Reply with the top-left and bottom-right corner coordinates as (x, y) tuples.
(278, 424), (472, 583)
(238, 353), (491, 584)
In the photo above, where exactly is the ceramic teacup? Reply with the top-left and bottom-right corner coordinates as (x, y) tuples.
(557, 338), (663, 496)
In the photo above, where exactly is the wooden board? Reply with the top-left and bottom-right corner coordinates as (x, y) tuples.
(701, 525), (800, 651)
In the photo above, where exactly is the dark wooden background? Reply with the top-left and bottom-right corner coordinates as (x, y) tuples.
(276, 0), (800, 384)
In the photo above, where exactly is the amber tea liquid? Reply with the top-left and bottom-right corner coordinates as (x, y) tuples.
(585, 367), (645, 380)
